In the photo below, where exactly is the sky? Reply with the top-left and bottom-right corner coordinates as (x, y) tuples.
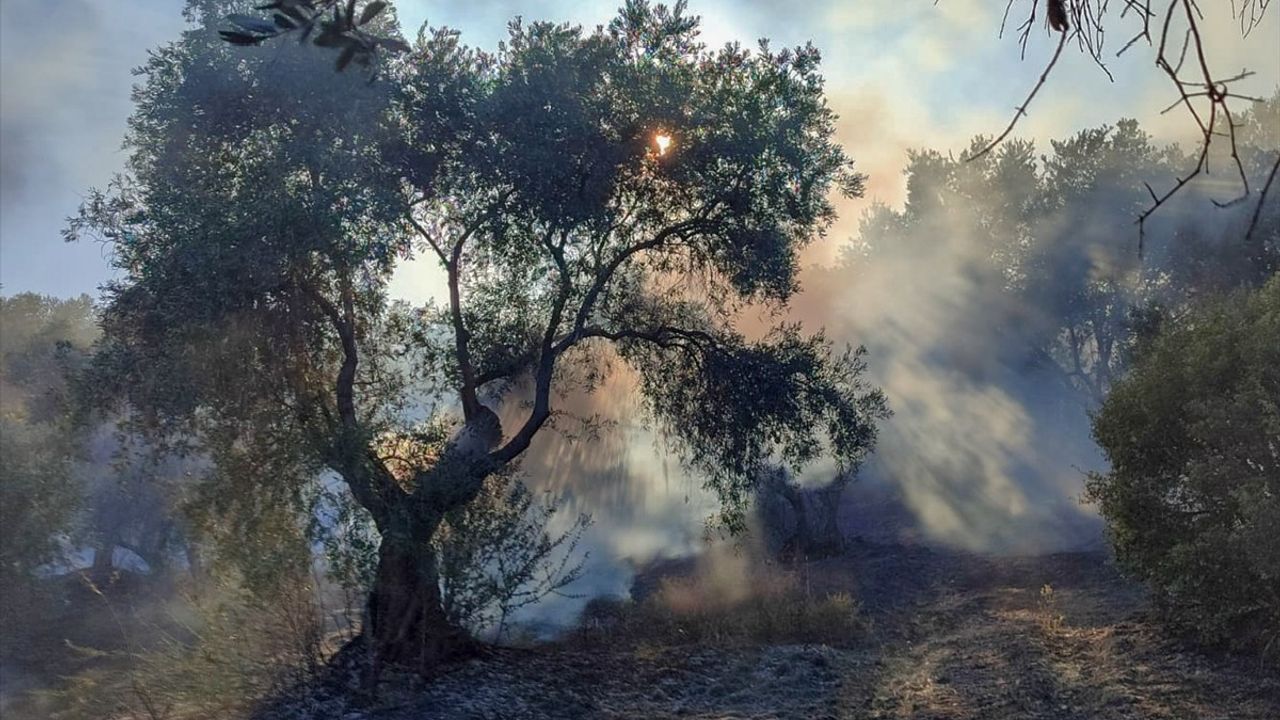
(1, 0), (1277, 298)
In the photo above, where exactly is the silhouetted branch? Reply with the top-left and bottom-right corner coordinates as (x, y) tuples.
(1136, 0), (1261, 246)
(964, 0), (1273, 245)
(219, 0), (408, 72)
(969, 30), (1069, 161)
(1245, 151), (1280, 247)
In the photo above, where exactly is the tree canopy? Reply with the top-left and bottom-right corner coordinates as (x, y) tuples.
(1087, 277), (1280, 654)
(70, 0), (887, 668)
(0, 295), (94, 593)
(840, 98), (1279, 407)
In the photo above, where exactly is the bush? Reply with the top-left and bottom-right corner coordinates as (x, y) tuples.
(6, 568), (340, 720)
(1086, 277), (1280, 655)
(435, 470), (592, 640)
(575, 558), (864, 648)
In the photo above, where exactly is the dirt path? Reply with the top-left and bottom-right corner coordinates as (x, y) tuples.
(829, 549), (1277, 719)
(294, 545), (1279, 720)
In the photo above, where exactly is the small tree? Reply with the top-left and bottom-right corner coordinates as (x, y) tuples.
(72, 0), (887, 672)
(1087, 277), (1280, 654)
(755, 466), (850, 559)
(434, 471), (590, 640)
(0, 295), (94, 588)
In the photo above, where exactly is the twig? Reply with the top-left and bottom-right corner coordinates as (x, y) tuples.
(962, 0), (1273, 244)
(969, 30), (1070, 161)
(1244, 152), (1280, 247)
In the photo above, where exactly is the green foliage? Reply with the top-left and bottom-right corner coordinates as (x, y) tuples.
(71, 0), (886, 661)
(67, 0), (416, 546)
(1087, 277), (1280, 654)
(311, 479), (383, 594)
(629, 328), (884, 531)
(435, 471), (591, 638)
(0, 294), (95, 590)
(76, 0), (882, 526)
(390, 0), (886, 525)
(0, 420), (79, 587)
(0, 293), (97, 421)
(217, 0), (409, 71)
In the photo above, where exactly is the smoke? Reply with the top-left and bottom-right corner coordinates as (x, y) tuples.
(492, 154), (1136, 629)
(0, 0), (186, 296)
(492, 369), (722, 629)
(501, 186), (1111, 633)
(797, 214), (1106, 553)
(373, 2), (1278, 631)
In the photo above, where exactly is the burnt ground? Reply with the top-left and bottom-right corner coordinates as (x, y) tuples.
(320, 542), (1279, 720)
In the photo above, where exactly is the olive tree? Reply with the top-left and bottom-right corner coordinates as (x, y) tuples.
(1087, 277), (1280, 654)
(0, 294), (96, 585)
(71, 0), (886, 672)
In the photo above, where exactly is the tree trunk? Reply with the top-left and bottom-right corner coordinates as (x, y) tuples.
(757, 469), (849, 560)
(349, 412), (500, 677)
(92, 539), (115, 574)
(366, 530), (472, 676)
(802, 483), (847, 557)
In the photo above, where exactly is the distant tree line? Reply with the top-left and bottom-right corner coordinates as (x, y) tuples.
(836, 100), (1278, 654)
(840, 98), (1278, 407)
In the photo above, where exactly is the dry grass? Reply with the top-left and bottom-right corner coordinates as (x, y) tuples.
(576, 558), (865, 649)
(2, 571), (355, 720)
(1037, 583), (1066, 633)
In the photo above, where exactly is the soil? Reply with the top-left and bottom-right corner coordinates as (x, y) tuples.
(305, 542), (1280, 720)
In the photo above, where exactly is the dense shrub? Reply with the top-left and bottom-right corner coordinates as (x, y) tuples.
(1087, 277), (1280, 654)
(3, 570), (338, 720)
(435, 471), (592, 639)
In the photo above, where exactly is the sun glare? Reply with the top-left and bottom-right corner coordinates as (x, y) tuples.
(654, 133), (672, 156)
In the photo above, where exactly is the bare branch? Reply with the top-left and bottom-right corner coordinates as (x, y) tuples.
(968, 0), (1273, 243)
(969, 30), (1069, 161)
(1245, 151), (1280, 247)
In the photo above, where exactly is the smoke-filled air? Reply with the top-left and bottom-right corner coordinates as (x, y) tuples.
(1, 1), (1278, 718)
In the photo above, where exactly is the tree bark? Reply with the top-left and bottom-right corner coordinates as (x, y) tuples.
(757, 469), (849, 560)
(366, 525), (472, 675)
(92, 539), (115, 574)
(325, 395), (498, 674)
(803, 482), (847, 557)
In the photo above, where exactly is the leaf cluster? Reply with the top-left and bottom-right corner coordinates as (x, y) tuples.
(220, 0), (408, 72)
(1087, 277), (1280, 655)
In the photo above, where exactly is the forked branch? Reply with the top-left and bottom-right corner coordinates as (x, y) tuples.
(964, 0), (1273, 243)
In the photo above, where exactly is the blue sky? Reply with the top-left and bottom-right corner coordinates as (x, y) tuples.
(2, 0), (1276, 298)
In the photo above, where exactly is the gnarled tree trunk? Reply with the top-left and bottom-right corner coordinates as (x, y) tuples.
(757, 468), (850, 560)
(360, 416), (500, 676)
(367, 528), (472, 675)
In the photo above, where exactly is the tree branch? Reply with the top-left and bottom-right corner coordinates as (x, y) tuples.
(446, 193), (512, 421)
(406, 213), (448, 265)
(488, 228), (574, 464)
(555, 216), (712, 355)
(1245, 151), (1280, 248)
(298, 276), (404, 528)
(970, 29), (1069, 161)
